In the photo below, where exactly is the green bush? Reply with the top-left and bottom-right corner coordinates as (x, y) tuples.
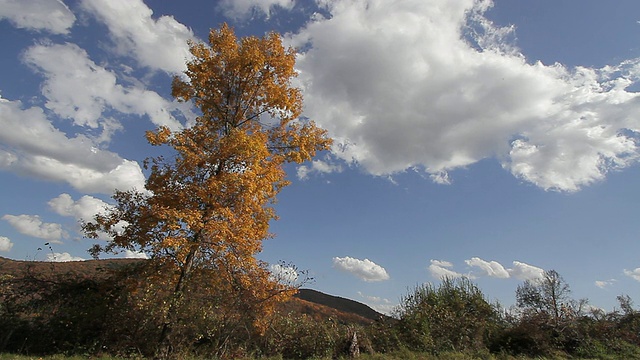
(395, 278), (501, 354)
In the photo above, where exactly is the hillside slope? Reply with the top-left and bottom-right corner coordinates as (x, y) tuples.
(294, 289), (385, 322)
(0, 257), (384, 325)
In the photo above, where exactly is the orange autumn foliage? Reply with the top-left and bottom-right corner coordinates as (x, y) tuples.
(83, 23), (331, 356)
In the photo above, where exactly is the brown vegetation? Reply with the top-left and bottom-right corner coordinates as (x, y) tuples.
(2, 257), (640, 359)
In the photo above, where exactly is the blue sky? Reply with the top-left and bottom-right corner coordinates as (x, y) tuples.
(1, 0), (640, 314)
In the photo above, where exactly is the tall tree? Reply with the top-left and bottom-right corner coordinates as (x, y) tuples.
(83, 23), (331, 357)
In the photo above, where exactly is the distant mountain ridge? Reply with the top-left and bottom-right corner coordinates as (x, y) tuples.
(294, 288), (385, 322)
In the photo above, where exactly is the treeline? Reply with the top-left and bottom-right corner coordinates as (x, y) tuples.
(1, 263), (639, 359)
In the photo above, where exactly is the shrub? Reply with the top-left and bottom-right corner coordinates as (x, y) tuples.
(395, 277), (501, 354)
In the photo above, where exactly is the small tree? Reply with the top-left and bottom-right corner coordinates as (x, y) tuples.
(84, 23), (331, 357)
(516, 270), (584, 329)
(512, 269), (588, 356)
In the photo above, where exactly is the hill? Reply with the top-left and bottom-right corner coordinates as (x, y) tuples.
(294, 289), (385, 322)
(0, 257), (384, 325)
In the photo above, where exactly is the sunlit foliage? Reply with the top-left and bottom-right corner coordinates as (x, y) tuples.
(83, 23), (331, 357)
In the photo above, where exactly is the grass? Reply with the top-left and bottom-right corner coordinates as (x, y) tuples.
(0, 353), (601, 360)
(0, 355), (120, 360)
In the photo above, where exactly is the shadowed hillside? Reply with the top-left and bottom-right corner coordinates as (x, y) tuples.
(294, 289), (386, 322)
(0, 257), (383, 325)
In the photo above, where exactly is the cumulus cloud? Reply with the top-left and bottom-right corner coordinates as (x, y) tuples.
(333, 256), (390, 282)
(2, 214), (67, 243)
(289, 0), (640, 191)
(0, 236), (13, 252)
(48, 193), (111, 222)
(0, 0), (75, 34)
(23, 43), (183, 132)
(48, 193), (129, 240)
(465, 257), (510, 278)
(80, 0), (194, 74)
(46, 252), (85, 262)
(428, 259), (466, 279)
(508, 261), (545, 281)
(624, 268), (640, 282)
(219, 0), (295, 20)
(0, 97), (146, 193)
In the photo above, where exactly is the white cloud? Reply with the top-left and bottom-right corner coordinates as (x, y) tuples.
(357, 291), (391, 304)
(465, 257), (510, 278)
(0, 97), (146, 194)
(289, 0), (640, 192)
(357, 291), (396, 315)
(428, 259), (466, 279)
(48, 193), (110, 222)
(219, 0), (295, 20)
(0, 0), (75, 34)
(2, 214), (67, 243)
(430, 259), (454, 268)
(269, 263), (299, 284)
(624, 268), (640, 282)
(80, 0), (194, 74)
(0, 236), (13, 252)
(429, 258), (543, 281)
(508, 261), (544, 281)
(123, 250), (148, 259)
(23, 43), (183, 132)
(48, 193), (130, 240)
(297, 157), (343, 180)
(595, 279), (616, 289)
(46, 252), (85, 262)
(430, 171), (452, 185)
(333, 256), (390, 282)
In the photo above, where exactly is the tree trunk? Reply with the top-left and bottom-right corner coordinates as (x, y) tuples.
(157, 245), (199, 358)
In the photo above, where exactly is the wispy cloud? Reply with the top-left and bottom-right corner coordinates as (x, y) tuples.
(357, 291), (396, 315)
(595, 279), (617, 289)
(428, 259), (467, 279)
(624, 268), (640, 282)
(297, 157), (343, 180)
